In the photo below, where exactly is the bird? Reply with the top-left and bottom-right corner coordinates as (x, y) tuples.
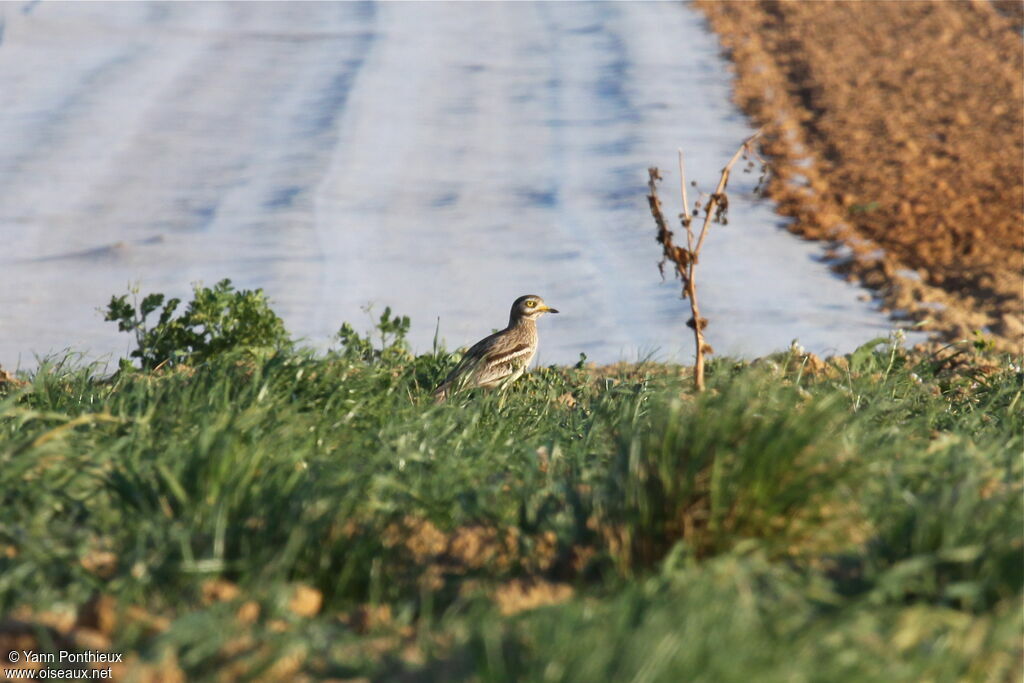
(433, 294), (559, 402)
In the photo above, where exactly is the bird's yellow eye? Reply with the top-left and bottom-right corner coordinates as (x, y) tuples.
(525, 300), (536, 308)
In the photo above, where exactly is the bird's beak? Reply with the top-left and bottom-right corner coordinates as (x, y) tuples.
(543, 306), (559, 314)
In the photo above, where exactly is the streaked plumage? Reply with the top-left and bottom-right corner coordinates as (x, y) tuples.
(433, 295), (559, 401)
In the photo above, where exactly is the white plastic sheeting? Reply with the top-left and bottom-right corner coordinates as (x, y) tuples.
(0, 1), (905, 369)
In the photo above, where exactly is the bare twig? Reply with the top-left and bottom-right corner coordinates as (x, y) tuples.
(677, 149), (708, 391)
(694, 130), (761, 256)
(647, 130), (763, 392)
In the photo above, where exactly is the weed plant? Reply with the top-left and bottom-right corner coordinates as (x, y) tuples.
(0, 286), (1020, 680)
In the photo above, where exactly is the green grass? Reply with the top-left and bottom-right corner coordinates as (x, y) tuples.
(1, 326), (1021, 681)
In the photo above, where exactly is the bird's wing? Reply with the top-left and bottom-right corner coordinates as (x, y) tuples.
(434, 327), (537, 398)
(472, 342), (535, 388)
(433, 331), (503, 398)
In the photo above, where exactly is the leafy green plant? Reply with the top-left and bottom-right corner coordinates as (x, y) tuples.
(971, 330), (996, 353)
(337, 305), (411, 363)
(104, 279), (290, 369)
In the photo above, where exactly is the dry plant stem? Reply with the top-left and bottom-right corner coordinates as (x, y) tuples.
(678, 150), (694, 254)
(677, 150), (706, 392)
(689, 132), (760, 390)
(647, 169), (688, 284)
(647, 131), (762, 392)
(694, 131), (761, 257)
(648, 168), (704, 389)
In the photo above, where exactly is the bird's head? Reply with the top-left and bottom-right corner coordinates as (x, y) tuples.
(510, 294), (559, 322)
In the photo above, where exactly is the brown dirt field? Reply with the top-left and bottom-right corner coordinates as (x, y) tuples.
(696, 0), (1024, 351)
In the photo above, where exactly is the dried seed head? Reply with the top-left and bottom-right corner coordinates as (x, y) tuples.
(685, 316), (708, 331)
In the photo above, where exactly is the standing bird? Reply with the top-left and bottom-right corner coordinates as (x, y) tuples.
(433, 294), (559, 402)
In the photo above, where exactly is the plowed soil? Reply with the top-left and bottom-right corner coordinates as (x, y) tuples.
(697, 0), (1023, 350)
